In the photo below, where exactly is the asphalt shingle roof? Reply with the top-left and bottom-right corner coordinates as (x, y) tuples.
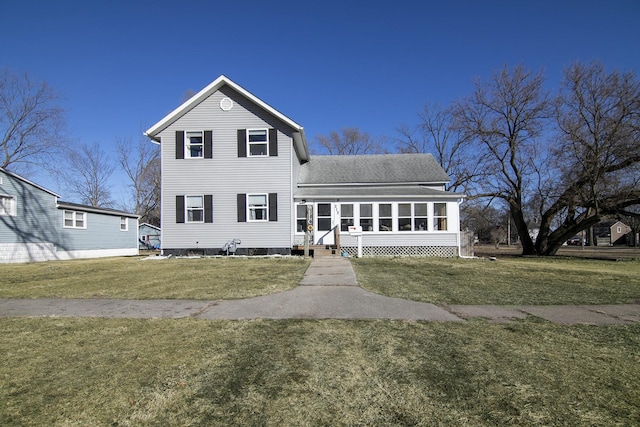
(298, 154), (450, 185)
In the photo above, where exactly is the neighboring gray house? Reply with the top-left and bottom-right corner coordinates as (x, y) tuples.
(139, 222), (161, 249)
(0, 168), (139, 263)
(144, 75), (464, 257)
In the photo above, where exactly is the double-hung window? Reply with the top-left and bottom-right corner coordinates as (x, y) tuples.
(414, 203), (428, 231)
(64, 210), (86, 229)
(434, 203), (448, 231)
(120, 216), (128, 231)
(398, 203), (412, 231)
(185, 131), (203, 158)
(296, 204), (307, 233)
(247, 129), (268, 156)
(186, 196), (204, 222)
(359, 204), (373, 231)
(0, 195), (16, 216)
(340, 204), (354, 232)
(378, 203), (392, 231)
(248, 194), (268, 221)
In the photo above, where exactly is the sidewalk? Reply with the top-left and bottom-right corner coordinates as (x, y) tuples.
(0, 257), (639, 324)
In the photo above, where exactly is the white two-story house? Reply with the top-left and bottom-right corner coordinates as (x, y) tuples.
(145, 76), (464, 257)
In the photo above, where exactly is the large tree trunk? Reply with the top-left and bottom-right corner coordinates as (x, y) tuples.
(509, 202), (536, 255)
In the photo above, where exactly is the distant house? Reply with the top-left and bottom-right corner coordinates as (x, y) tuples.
(144, 75), (465, 257)
(0, 168), (139, 263)
(139, 223), (161, 249)
(610, 220), (632, 246)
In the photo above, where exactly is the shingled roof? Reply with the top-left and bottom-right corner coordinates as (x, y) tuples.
(297, 153), (451, 185)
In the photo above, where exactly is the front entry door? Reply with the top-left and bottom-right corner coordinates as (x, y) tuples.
(315, 202), (336, 245)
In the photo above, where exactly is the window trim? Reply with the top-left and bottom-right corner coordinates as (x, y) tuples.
(0, 195), (16, 216)
(433, 202), (448, 231)
(120, 216), (128, 231)
(185, 131), (204, 159)
(247, 193), (268, 222)
(63, 210), (87, 229)
(185, 195), (205, 223)
(247, 128), (269, 157)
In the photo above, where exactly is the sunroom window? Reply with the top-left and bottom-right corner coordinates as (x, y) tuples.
(340, 204), (354, 231)
(434, 203), (447, 231)
(247, 129), (268, 156)
(398, 203), (412, 231)
(414, 203), (428, 231)
(359, 204), (373, 231)
(378, 203), (392, 232)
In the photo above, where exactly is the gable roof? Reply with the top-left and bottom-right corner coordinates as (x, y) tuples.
(57, 201), (139, 218)
(144, 75), (309, 161)
(0, 167), (60, 197)
(298, 154), (451, 186)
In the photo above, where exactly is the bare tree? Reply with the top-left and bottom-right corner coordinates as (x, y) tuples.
(117, 136), (160, 226)
(534, 62), (640, 254)
(0, 68), (65, 175)
(64, 143), (114, 207)
(313, 127), (384, 155)
(397, 104), (481, 193)
(456, 62), (640, 255)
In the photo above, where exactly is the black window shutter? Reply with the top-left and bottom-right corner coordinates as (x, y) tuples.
(269, 128), (278, 157)
(237, 193), (246, 222)
(204, 131), (213, 159)
(204, 195), (213, 223)
(176, 195), (185, 223)
(237, 129), (247, 157)
(269, 193), (278, 221)
(176, 131), (184, 159)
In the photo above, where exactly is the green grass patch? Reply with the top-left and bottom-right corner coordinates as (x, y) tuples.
(0, 257), (310, 300)
(1, 317), (638, 426)
(352, 257), (640, 305)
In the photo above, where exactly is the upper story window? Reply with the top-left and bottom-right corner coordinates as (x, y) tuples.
(64, 210), (86, 229)
(248, 194), (268, 221)
(0, 195), (16, 216)
(247, 129), (268, 156)
(186, 131), (203, 158)
(434, 203), (448, 231)
(186, 196), (204, 222)
(120, 217), (128, 231)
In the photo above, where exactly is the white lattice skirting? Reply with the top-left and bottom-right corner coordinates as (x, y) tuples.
(341, 246), (458, 257)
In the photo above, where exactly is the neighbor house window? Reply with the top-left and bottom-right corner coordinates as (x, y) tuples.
(120, 216), (128, 231)
(359, 203), (373, 231)
(398, 203), (412, 231)
(434, 203), (447, 231)
(185, 131), (203, 158)
(64, 210), (86, 229)
(247, 129), (268, 156)
(0, 195), (16, 216)
(378, 203), (392, 231)
(186, 196), (204, 222)
(248, 194), (268, 221)
(317, 203), (332, 231)
(340, 204), (354, 232)
(414, 203), (428, 231)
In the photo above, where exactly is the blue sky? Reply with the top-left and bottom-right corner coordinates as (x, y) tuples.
(3, 0), (640, 204)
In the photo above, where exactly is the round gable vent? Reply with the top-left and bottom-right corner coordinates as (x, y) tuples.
(220, 97), (233, 111)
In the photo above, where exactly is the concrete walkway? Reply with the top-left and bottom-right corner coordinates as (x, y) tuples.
(1, 256), (639, 324)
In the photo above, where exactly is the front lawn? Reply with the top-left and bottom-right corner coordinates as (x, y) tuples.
(1, 317), (638, 426)
(352, 257), (640, 305)
(0, 256), (310, 300)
